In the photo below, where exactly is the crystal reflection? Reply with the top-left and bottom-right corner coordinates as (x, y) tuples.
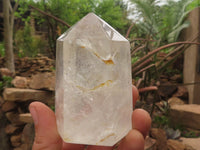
(100, 19), (127, 41)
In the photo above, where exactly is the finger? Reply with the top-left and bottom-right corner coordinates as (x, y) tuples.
(29, 102), (62, 150)
(30, 102), (85, 150)
(132, 85), (139, 108)
(118, 129), (144, 150)
(62, 142), (85, 150)
(87, 145), (113, 150)
(132, 109), (151, 138)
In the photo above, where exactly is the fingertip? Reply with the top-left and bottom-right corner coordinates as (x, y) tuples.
(62, 142), (85, 150)
(29, 101), (43, 108)
(122, 129), (145, 150)
(87, 145), (113, 150)
(29, 101), (54, 114)
(29, 103), (38, 125)
(132, 109), (151, 138)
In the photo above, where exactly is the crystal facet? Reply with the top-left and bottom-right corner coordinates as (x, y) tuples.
(56, 13), (132, 146)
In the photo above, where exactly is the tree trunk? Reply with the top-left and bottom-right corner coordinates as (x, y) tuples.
(3, 0), (15, 72)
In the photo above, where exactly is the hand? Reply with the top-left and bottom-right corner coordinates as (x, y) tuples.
(29, 86), (151, 150)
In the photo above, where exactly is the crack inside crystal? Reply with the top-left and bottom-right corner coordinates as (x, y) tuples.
(98, 133), (115, 144)
(93, 52), (114, 65)
(76, 80), (113, 92)
(64, 137), (71, 142)
(78, 43), (115, 65)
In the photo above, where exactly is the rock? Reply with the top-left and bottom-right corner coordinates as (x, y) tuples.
(29, 72), (55, 91)
(13, 144), (28, 150)
(170, 104), (200, 130)
(12, 76), (28, 88)
(183, 128), (200, 137)
(165, 128), (181, 139)
(167, 139), (185, 150)
(180, 137), (199, 150)
(37, 59), (46, 65)
(168, 97), (185, 107)
(158, 82), (177, 98)
(172, 86), (188, 100)
(0, 120), (10, 150)
(0, 96), (4, 107)
(10, 134), (22, 147)
(14, 56), (55, 77)
(5, 112), (24, 125)
(185, 145), (195, 150)
(5, 124), (19, 134)
(0, 68), (13, 78)
(21, 123), (34, 150)
(3, 88), (53, 102)
(19, 113), (33, 123)
(2, 101), (17, 112)
(145, 136), (156, 150)
(170, 74), (182, 82)
(150, 128), (167, 150)
(160, 75), (169, 82)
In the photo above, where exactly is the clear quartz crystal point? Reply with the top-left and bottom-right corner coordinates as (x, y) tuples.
(56, 13), (132, 146)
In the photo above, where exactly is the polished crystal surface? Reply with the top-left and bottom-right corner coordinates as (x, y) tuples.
(56, 13), (132, 146)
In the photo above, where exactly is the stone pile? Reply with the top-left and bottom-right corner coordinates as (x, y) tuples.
(0, 55), (55, 77)
(0, 68), (55, 150)
(150, 128), (195, 150)
(154, 85), (200, 149)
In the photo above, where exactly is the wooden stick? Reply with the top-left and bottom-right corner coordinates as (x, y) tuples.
(29, 5), (71, 28)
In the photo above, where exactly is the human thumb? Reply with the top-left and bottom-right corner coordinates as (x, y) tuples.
(29, 102), (62, 150)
